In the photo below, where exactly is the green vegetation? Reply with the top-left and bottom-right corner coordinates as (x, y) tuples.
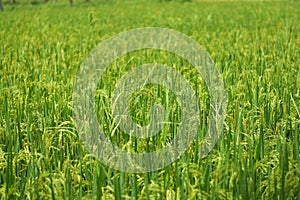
(0, 0), (299, 199)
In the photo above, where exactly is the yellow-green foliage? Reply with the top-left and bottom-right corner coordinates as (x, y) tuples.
(0, 0), (299, 199)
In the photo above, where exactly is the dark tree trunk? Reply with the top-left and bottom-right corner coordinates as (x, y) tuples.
(0, 0), (3, 11)
(69, 0), (73, 5)
(12, 0), (16, 4)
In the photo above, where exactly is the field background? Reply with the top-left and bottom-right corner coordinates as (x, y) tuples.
(0, 0), (299, 199)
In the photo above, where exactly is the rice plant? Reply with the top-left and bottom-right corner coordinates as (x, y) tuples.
(0, 0), (299, 199)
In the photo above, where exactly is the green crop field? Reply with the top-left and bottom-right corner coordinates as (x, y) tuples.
(0, 0), (299, 199)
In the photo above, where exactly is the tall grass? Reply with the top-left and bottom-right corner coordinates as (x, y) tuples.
(0, 0), (299, 199)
